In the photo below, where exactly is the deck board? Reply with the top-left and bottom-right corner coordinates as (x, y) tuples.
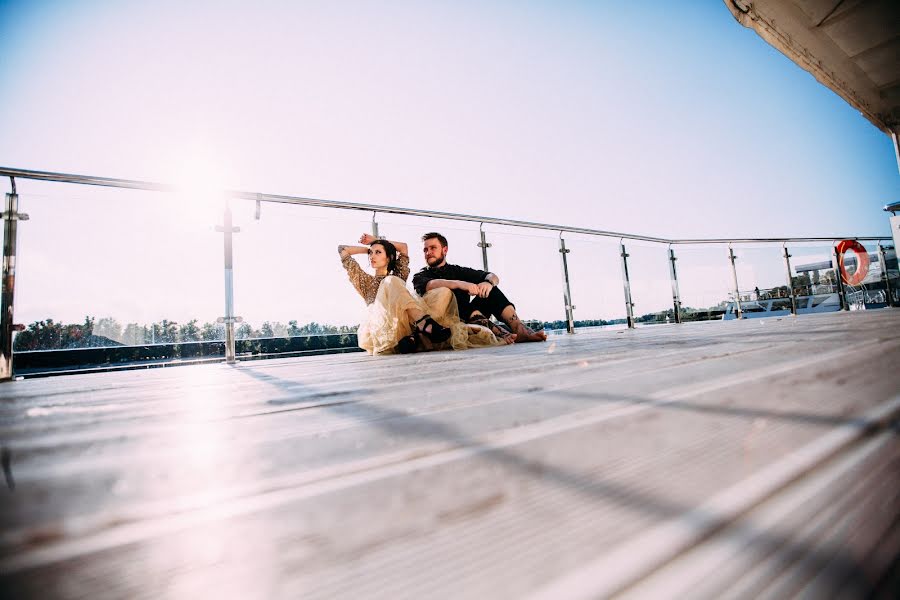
(1, 310), (899, 598)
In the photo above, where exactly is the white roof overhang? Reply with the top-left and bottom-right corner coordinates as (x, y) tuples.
(724, 0), (900, 135)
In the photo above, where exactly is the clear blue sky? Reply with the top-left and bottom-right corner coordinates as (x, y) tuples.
(0, 0), (897, 327)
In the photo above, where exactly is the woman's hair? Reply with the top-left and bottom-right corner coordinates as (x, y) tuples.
(369, 239), (399, 274)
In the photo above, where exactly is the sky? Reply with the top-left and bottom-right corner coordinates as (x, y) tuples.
(0, 0), (897, 331)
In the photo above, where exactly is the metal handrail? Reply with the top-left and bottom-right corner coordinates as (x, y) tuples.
(669, 237), (891, 244)
(2, 166), (890, 245)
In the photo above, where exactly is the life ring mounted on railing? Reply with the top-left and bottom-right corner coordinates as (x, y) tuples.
(835, 239), (869, 286)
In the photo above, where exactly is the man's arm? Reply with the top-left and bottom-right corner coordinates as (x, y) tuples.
(473, 272), (499, 298)
(425, 278), (480, 295)
(425, 268), (500, 297)
(474, 273), (500, 298)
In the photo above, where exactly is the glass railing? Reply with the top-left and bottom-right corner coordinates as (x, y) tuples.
(12, 180), (223, 361)
(1, 166), (894, 377)
(562, 235), (626, 329)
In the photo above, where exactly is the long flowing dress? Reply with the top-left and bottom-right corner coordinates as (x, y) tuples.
(340, 251), (501, 355)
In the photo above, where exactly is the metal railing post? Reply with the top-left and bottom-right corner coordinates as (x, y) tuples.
(477, 223), (491, 272)
(877, 241), (896, 306)
(1, 179), (27, 381)
(728, 244), (743, 319)
(667, 245), (682, 323)
(620, 240), (635, 329)
(371, 211), (379, 239)
(783, 243), (797, 315)
(831, 242), (848, 310)
(216, 202), (241, 363)
(558, 234), (575, 334)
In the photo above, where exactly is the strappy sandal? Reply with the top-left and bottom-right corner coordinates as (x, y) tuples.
(395, 330), (420, 354)
(414, 315), (451, 344)
(468, 315), (516, 342)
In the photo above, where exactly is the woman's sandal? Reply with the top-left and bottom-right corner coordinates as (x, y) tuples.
(414, 315), (452, 344)
(468, 315), (516, 343)
(395, 330), (420, 354)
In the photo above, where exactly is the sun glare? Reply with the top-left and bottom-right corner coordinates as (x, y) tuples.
(165, 149), (230, 229)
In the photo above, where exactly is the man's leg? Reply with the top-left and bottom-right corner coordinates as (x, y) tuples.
(499, 303), (546, 342)
(468, 290), (516, 343)
(472, 287), (546, 343)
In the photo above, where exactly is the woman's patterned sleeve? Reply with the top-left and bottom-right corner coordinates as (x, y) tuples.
(341, 253), (366, 290)
(396, 253), (411, 281)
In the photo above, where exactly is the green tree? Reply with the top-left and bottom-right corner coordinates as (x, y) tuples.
(179, 319), (200, 342)
(94, 317), (122, 342)
(122, 323), (146, 345)
(151, 320), (179, 343)
(200, 322), (222, 341)
(236, 323), (254, 339)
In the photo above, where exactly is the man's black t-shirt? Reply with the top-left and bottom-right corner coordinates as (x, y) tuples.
(413, 263), (490, 319)
(413, 263), (489, 295)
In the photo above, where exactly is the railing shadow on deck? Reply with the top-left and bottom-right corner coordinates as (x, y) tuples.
(230, 363), (893, 596)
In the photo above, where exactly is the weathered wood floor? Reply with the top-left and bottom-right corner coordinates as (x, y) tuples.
(1, 310), (899, 599)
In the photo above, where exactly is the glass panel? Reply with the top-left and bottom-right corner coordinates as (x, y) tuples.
(729, 245), (792, 318)
(482, 227), (563, 332)
(229, 208), (490, 346)
(13, 180), (222, 354)
(563, 235), (626, 328)
(786, 243), (842, 315)
(883, 244), (900, 306)
(624, 242), (675, 326)
(841, 241), (891, 309)
(670, 246), (733, 322)
(229, 202), (371, 341)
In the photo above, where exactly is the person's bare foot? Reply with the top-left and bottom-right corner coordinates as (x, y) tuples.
(513, 323), (547, 342)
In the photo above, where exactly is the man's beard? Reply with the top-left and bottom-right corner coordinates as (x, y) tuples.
(426, 255), (445, 267)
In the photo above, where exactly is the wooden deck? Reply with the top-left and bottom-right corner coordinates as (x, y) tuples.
(1, 310), (899, 599)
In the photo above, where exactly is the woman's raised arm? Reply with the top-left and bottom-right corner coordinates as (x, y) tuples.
(338, 244), (369, 259)
(358, 233), (408, 256)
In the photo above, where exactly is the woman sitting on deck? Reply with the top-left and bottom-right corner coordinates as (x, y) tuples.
(339, 234), (505, 355)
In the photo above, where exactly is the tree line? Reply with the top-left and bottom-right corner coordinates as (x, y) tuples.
(14, 297), (762, 352)
(13, 317), (360, 351)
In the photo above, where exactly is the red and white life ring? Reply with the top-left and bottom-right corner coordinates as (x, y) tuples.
(835, 239), (869, 286)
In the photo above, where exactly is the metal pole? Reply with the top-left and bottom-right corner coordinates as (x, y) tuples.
(620, 241), (635, 329)
(891, 129), (900, 176)
(216, 202), (240, 363)
(558, 235), (575, 334)
(0, 182), (27, 381)
(831, 242), (848, 311)
(877, 242), (896, 307)
(371, 211), (379, 239)
(783, 243), (797, 315)
(728, 245), (743, 319)
(667, 246), (682, 324)
(477, 223), (491, 272)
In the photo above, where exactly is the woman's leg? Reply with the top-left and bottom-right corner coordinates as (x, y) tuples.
(406, 306), (426, 324)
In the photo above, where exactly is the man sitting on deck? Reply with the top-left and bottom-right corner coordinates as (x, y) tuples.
(412, 232), (547, 343)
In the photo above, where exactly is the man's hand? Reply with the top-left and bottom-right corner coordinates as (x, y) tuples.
(462, 282), (480, 296)
(475, 281), (493, 298)
(358, 233), (376, 245)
